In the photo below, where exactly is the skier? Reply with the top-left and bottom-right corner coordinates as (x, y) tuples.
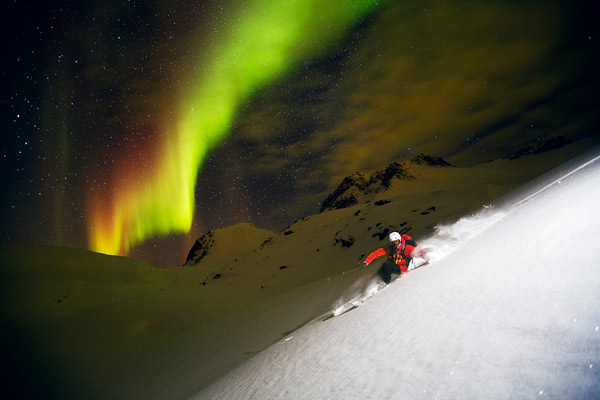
(364, 231), (427, 284)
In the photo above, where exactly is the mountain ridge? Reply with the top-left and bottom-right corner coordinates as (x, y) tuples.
(320, 154), (452, 213)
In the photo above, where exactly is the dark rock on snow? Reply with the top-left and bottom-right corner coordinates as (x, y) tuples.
(320, 172), (368, 213)
(334, 235), (355, 248)
(410, 153), (452, 167)
(320, 155), (450, 213)
(372, 228), (390, 241)
(375, 162), (415, 188)
(185, 231), (215, 265)
(420, 206), (437, 215)
(509, 136), (571, 160)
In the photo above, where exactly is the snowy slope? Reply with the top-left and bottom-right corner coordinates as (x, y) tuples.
(193, 151), (600, 400)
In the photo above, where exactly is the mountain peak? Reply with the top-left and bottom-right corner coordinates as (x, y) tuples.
(320, 155), (449, 213)
(184, 223), (273, 267)
(409, 153), (452, 167)
(319, 172), (369, 213)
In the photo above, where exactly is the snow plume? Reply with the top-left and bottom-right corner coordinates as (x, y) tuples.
(329, 206), (510, 314)
(333, 205), (510, 311)
(331, 275), (387, 317)
(417, 206), (507, 266)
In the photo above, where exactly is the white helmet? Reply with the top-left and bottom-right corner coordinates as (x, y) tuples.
(389, 231), (401, 242)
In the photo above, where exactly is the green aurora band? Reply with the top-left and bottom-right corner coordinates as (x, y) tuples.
(88, 0), (383, 256)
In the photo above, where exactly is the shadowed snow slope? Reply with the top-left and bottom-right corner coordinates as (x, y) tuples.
(193, 152), (600, 399)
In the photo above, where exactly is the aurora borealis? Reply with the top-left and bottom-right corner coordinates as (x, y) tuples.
(2, 0), (599, 266)
(87, 0), (382, 257)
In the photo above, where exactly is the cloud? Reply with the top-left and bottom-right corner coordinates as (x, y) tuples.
(195, 0), (599, 231)
(313, 0), (597, 178)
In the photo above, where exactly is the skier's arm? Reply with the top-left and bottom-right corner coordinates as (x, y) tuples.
(364, 248), (386, 266)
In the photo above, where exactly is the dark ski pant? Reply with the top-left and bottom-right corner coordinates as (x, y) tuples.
(378, 259), (401, 284)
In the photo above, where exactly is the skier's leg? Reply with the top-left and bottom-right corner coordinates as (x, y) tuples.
(378, 260), (399, 284)
(389, 261), (402, 282)
(377, 261), (392, 284)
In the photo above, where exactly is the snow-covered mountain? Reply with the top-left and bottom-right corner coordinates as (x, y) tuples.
(319, 154), (451, 213)
(193, 149), (600, 400)
(182, 140), (592, 296)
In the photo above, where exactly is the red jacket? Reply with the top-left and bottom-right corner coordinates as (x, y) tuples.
(364, 234), (416, 273)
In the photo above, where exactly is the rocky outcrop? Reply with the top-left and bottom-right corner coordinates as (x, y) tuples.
(184, 223), (274, 267)
(321, 157), (450, 212)
(369, 162), (415, 188)
(320, 164), (415, 212)
(185, 231), (215, 265)
(509, 136), (571, 160)
(320, 155), (452, 213)
(320, 172), (369, 212)
(410, 154), (452, 167)
(333, 231), (355, 248)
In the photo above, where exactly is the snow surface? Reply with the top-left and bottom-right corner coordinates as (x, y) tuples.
(192, 151), (600, 400)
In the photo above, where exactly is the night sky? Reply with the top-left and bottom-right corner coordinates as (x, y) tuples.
(2, 0), (599, 266)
